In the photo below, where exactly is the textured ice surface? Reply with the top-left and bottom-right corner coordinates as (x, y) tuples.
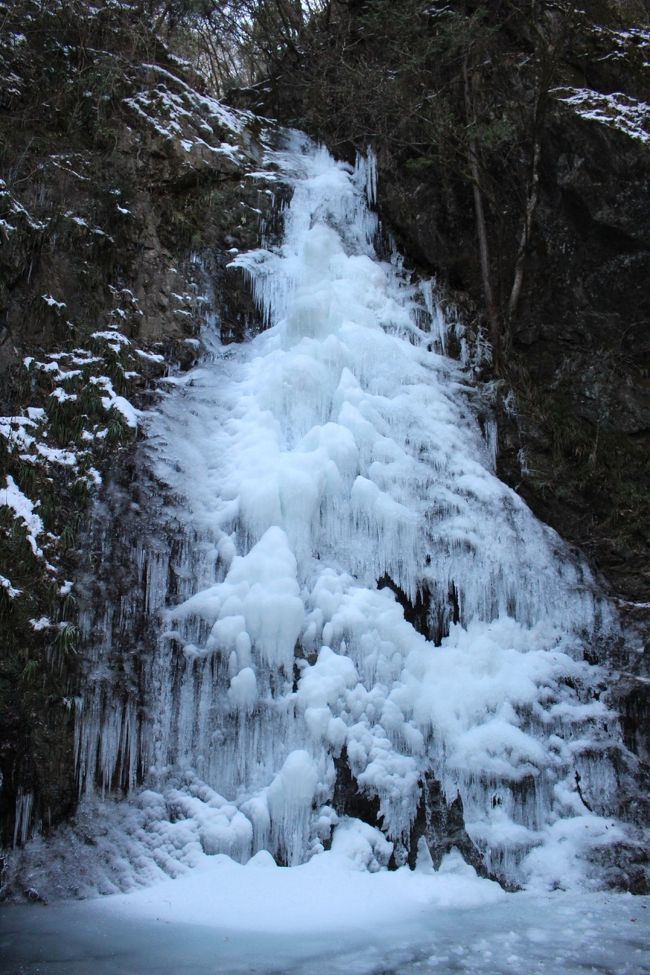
(53, 130), (632, 897)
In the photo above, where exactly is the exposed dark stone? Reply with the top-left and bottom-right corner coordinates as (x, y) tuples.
(332, 747), (382, 828)
(398, 772), (508, 885)
(613, 677), (650, 765)
(331, 754), (511, 886)
(589, 841), (650, 895)
(377, 574), (431, 639)
(24, 886), (47, 905)
(376, 575), (461, 645)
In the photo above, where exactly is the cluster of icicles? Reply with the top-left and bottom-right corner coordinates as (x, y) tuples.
(73, 132), (623, 891)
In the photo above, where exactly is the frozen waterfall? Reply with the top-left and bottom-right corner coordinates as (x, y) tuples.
(69, 131), (628, 894)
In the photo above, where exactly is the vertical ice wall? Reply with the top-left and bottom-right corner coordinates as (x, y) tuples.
(73, 132), (626, 887)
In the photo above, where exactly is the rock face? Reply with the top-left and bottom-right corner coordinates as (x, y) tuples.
(0, 0), (274, 848)
(1, 0), (648, 893)
(403, 19), (650, 819)
(378, 91), (650, 629)
(491, 110), (649, 598)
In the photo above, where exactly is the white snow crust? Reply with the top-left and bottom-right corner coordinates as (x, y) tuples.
(554, 86), (650, 144)
(1, 474), (44, 557)
(1, 850), (648, 975)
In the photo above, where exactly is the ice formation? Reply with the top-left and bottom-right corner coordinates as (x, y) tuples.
(70, 131), (628, 892)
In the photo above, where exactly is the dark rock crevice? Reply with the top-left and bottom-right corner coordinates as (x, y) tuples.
(331, 752), (509, 886)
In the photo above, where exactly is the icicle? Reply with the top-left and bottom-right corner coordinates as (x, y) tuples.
(13, 789), (34, 847)
(420, 278), (448, 354)
(354, 146), (378, 207)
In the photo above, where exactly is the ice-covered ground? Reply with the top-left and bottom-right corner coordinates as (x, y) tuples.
(1, 850), (648, 975)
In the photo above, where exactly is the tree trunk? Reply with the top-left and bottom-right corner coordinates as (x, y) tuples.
(462, 53), (500, 364)
(507, 132), (541, 323)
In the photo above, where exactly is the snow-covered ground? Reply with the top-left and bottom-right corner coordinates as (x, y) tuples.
(1, 851), (648, 974)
